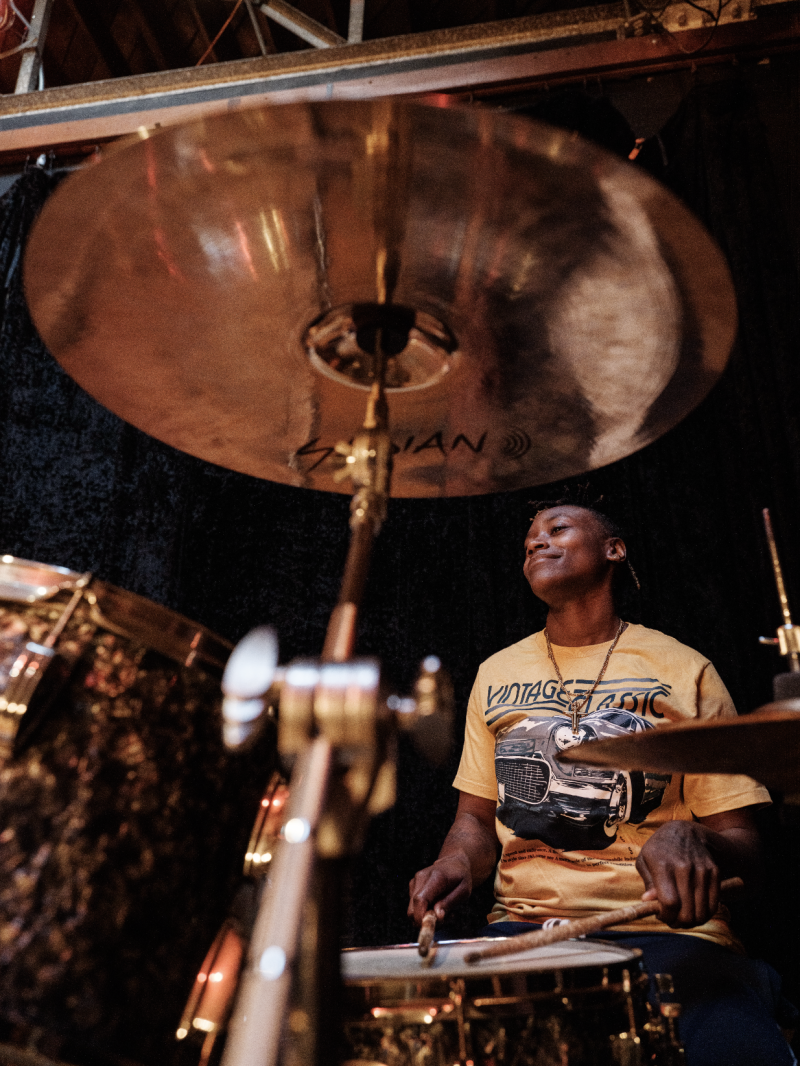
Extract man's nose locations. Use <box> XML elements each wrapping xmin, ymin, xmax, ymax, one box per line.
<box><xmin>526</xmin><ymin>532</ymin><xmax>547</xmax><ymax>554</ymax></box>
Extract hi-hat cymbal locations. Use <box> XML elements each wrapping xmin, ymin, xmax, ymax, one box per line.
<box><xmin>557</xmin><ymin>703</ymin><xmax>800</xmax><ymax>793</ymax></box>
<box><xmin>24</xmin><ymin>100</ymin><xmax>736</xmax><ymax>497</ymax></box>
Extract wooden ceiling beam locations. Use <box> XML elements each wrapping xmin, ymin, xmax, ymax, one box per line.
<box><xmin>124</xmin><ymin>0</ymin><xmax>174</xmax><ymax>70</ymax></box>
<box><xmin>66</xmin><ymin>0</ymin><xmax>133</xmax><ymax>78</ymax></box>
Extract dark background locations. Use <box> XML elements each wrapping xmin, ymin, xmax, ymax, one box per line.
<box><xmin>1</xmin><ymin>53</ymin><xmax>799</xmax><ymax>1023</ymax></box>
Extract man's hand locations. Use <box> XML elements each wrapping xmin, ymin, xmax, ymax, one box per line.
<box><xmin>636</xmin><ymin>806</ymin><xmax>761</xmax><ymax>928</ymax></box>
<box><xmin>408</xmin><ymin>854</ymin><xmax>472</xmax><ymax>927</ymax></box>
<box><xmin>637</xmin><ymin>820</ymin><xmax>720</xmax><ymax>926</ymax></box>
<box><xmin>407</xmin><ymin>791</ymin><xmax>497</xmax><ymax>928</ymax></box>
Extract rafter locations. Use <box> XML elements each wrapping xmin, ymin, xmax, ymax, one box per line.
<box><xmin>259</xmin><ymin>0</ymin><xmax>346</xmax><ymax>47</ymax></box>
<box><xmin>65</xmin><ymin>0</ymin><xmax>132</xmax><ymax>77</ymax></box>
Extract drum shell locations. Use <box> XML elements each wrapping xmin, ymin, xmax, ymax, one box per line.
<box><xmin>342</xmin><ymin>940</ymin><xmax>653</xmax><ymax>1066</ymax></box>
<box><xmin>0</xmin><ymin>566</ymin><xmax>274</xmax><ymax>1066</ymax></box>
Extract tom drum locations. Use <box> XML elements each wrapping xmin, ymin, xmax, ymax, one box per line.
<box><xmin>0</xmin><ymin>556</ymin><xmax>272</xmax><ymax>1066</ymax></box>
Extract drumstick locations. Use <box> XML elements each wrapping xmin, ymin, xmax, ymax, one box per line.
<box><xmin>418</xmin><ymin>911</ymin><xmax>437</xmax><ymax>957</ymax></box>
<box><xmin>464</xmin><ymin>876</ymin><xmax>743</xmax><ymax>964</ymax></box>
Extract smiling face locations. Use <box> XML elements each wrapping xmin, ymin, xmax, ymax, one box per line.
<box><xmin>523</xmin><ymin>505</ymin><xmax>625</xmax><ymax>606</ymax></box>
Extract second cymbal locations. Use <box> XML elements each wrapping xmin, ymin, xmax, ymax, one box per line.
<box><xmin>557</xmin><ymin>702</ymin><xmax>800</xmax><ymax>793</ymax></box>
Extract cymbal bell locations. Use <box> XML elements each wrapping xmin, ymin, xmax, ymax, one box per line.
<box><xmin>24</xmin><ymin>99</ymin><xmax>736</xmax><ymax>497</ymax></box>
<box><xmin>557</xmin><ymin>703</ymin><xmax>800</xmax><ymax>793</ymax></box>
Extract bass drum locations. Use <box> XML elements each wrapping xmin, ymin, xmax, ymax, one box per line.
<box><xmin>342</xmin><ymin>938</ymin><xmax>680</xmax><ymax>1066</ymax></box>
<box><xmin>0</xmin><ymin>556</ymin><xmax>274</xmax><ymax>1066</ymax></box>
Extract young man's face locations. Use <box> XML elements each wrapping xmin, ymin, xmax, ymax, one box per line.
<box><xmin>523</xmin><ymin>505</ymin><xmax>623</xmax><ymax>604</ymax></box>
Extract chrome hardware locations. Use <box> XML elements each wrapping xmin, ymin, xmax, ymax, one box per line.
<box><xmin>0</xmin><ymin>554</ymin><xmax>86</xmax><ymax>603</ymax></box>
<box><xmin>761</xmin><ymin>509</ymin><xmax>800</xmax><ymax>671</ymax></box>
<box><xmin>0</xmin><ymin>573</ymin><xmax>91</xmax><ymax>757</ymax></box>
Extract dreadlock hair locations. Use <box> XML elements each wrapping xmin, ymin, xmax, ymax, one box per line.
<box><xmin>528</xmin><ymin>492</ymin><xmax>642</xmax><ymax>600</ymax></box>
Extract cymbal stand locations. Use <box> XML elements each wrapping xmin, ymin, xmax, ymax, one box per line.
<box><xmin>221</xmin><ymin>331</ymin><xmax>440</xmax><ymax>1066</ymax></box>
<box><xmin>322</xmin><ymin>369</ymin><xmax>391</xmax><ymax>663</ymax></box>
<box><xmin>221</xmin><ymin>102</ymin><xmax>421</xmax><ymax>1066</ymax></box>
<box><xmin>759</xmin><ymin>508</ymin><xmax>800</xmax><ymax>699</ymax></box>
<box><xmin>321</xmin><ymin>97</ymin><xmax>405</xmax><ymax>663</ymax></box>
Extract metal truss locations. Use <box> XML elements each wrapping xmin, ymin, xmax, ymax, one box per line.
<box><xmin>0</xmin><ymin>0</ymin><xmax>797</xmax><ymax>154</ymax></box>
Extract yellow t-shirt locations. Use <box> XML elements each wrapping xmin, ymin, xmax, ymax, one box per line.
<box><xmin>453</xmin><ymin>623</ymin><xmax>770</xmax><ymax>949</ymax></box>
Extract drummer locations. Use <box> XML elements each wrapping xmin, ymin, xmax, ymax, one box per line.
<box><xmin>408</xmin><ymin>501</ymin><xmax>795</xmax><ymax>1066</ymax></box>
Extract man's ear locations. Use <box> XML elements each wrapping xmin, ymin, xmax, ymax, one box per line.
<box><xmin>607</xmin><ymin>537</ymin><xmax>626</xmax><ymax>562</ymax></box>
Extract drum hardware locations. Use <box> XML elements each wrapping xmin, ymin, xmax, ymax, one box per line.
<box><xmin>608</xmin><ymin>966</ymin><xmax>647</xmax><ymax>1066</ymax></box>
<box><xmin>218</xmin><ymin>302</ymin><xmax>452</xmax><ymax>1066</ymax></box>
<box><xmin>193</xmin><ymin>651</ymin><xmax>451</xmax><ymax>1057</ymax></box>
<box><xmin>341</xmin><ymin>940</ymin><xmax>675</xmax><ymax>1065</ymax></box>
<box><xmin>758</xmin><ymin>508</ymin><xmax>800</xmax><ymax>701</ymax></box>
<box><xmin>320</xmin><ymin>330</ymin><xmax>393</xmax><ymax>665</ymax></box>
<box><xmin>243</xmin><ymin>770</ymin><xmax>291</xmax><ymax>878</ymax></box>
<box><xmin>464</xmin><ymin>877</ymin><xmax>744</xmax><ymax>964</ymax></box>
<box><xmin>176</xmin><ymin>917</ymin><xmax>248</xmax><ymax>1066</ymax></box>
<box><xmin>222</xmin><ymin>627</ymin><xmax>281</xmax><ymax>751</ymax></box>
<box><xmin>0</xmin><ymin>557</ymin><xmax>87</xmax><ymax>604</ymax></box>
<box><xmin>220</xmin><ymin>647</ymin><xmax>454</xmax><ymax>1066</ymax></box>
<box><xmin>451</xmin><ymin>977</ymin><xmax>469</xmax><ymax>1065</ymax></box>
<box><xmin>639</xmin><ymin>974</ymin><xmax>684</xmax><ymax>1066</ymax></box>
<box><xmin>0</xmin><ymin>568</ymin><xmax>91</xmax><ymax>759</ymax></box>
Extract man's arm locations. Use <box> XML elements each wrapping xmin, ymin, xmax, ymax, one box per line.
<box><xmin>407</xmin><ymin>791</ymin><xmax>498</xmax><ymax>927</ymax></box>
<box><xmin>636</xmin><ymin>805</ymin><xmax>762</xmax><ymax>928</ymax></box>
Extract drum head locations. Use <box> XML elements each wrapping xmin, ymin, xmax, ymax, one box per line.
<box><xmin>342</xmin><ymin>938</ymin><xmax>639</xmax><ymax>983</ymax></box>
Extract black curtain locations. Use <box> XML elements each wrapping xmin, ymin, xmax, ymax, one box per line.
<box><xmin>1</xmin><ymin>61</ymin><xmax>799</xmax><ymax>1025</ymax></box>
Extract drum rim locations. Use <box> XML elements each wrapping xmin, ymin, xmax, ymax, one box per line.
<box><xmin>342</xmin><ymin>938</ymin><xmax>640</xmax><ymax>955</ymax></box>
<box><xmin>341</xmin><ymin>938</ymin><xmax>643</xmax><ymax>983</ymax></box>
<box><xmin>0</xmin><ymin>554</ymin><xmax>231</xmax><ymax>674</ymax></box>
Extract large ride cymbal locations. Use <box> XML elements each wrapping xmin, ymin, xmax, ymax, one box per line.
<box><xmin>24</xmin><ymin>100</ymin><xmax>736</xmax><ymax>497</ymax></box>
<box><xmin>557</xmin><ymin>703</ymin><xmax>800</xmax><ymax>793</ymax></box>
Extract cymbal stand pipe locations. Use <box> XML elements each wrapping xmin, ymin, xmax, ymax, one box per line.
<box><xmin>323</xmin><ymin>100</ymin><xmax>406</xmax><ymax>662</ymax></box>
<box><xmin>225</xmin><ymin>101</ymin><xmax>407</xmax><ymax>1066</ymax></box>
<box><xmin>759</xmin><ymin>508</ymin><xmax>800</xmax><ymax>671</ymax></box>
<box><xmin>223</xmin><ymin>350</ymin><xmax>397</xmax><ymax>1066</ymax></box>
<box><xmin>220</xmin><ymin>736</ymin><xmax>335</xmax><ymax>1066</ymax></box>
<box><xmin>321</xmin><ymin>341</ymin><xmax>391</xmax><ymax>663</ymax></box>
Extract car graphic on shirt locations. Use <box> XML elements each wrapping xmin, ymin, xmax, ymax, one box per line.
<box><xmin>494</xmin><ymin>709</ymin><xmax>671</xmax><ymax>851</ymax></box>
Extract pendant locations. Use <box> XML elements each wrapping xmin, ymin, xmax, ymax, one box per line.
<box><xmin>571</xmin><ymin>701</ymin><xmax>580</xmax><ymax>733</ymax></box>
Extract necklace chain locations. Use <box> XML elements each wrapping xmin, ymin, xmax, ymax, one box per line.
<box><xmin>544</xmin><ymin>620</ymin><xmax>628</xmax><ymax>733</ymax></box>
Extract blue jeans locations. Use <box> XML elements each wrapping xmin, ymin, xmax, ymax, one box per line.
<box><xmin>482</xmin><ymin>923</ymin><xmax>797</xmax><ymax>1066</ymax></box>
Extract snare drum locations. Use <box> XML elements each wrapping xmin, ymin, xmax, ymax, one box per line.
<box><xmin>0</xmin><ymin>556</ymin><xmax>272</xmax><ymax>1065</ymax></box>
<box><xmin>342</xmin><ymin>939</ymin><xmax>661</xmax><ymax>1066</ymax></box>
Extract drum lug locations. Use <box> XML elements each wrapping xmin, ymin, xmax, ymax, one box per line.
<box><xmin>448</xmin><ymin>979</ymin><xmax>474</xmax><ymax>1066</ymax></box>
<box><xmin>609</xmin><ymin>1028</ymin><xmax>645</xmax><ymax>1065</ymax></box>
<box><xmin>0</xmin><ymin>577</ymin><xmax>91</xmax><ymax>759</ymax></box>
<box><xmin>0</xmin><ymin>640</ymin><xmax>56</xmax><ymax>754</ymax></box>
<box><xmin>642</xmin><ymin>973</ymin><xmax>686</xmax><ymax>1065</ymax></box>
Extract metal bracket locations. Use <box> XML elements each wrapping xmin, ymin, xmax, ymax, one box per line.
<box><xmin>659</xmin><ymin>0</ymin><xmax>754</xmax><ymax>31</ymax></box>
<box><xmin>761</xmin><ymin>624</ymin><xmax>800</xmax><ymax>657</ymax></box>
<box><xmin>259</xmin><ymin>0</ymin><xmax>346</xmax><ymax>48</ymax></box>
<box><xmin>0</xmin><ymin>641</ymin><xmax>55</xmax><ymax>750</ymax></box>
<box><xmin>0</xmin><ymin>573</ymin><xmax>91</xmax><ymax>757</ymax></box>
<box><xmin>617</xmin><ymin>10</ymin><xmax>660</xmax><ymax>37</ymax></box>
